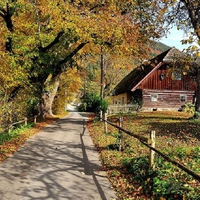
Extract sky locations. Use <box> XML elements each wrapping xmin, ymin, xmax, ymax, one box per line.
<box><xmin>159</xmin><ymin>26</ymin><xmax>189</xmax><ymax>51</ymax></box>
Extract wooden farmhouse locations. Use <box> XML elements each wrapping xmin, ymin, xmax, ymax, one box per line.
<box><xmin>112</xmin><ymin>47</ymin><xmax>196</xmax><ymax>111</ymax></box>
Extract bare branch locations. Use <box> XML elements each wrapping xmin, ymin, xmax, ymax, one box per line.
<box><xmin>58</xmin><ymin>42</ymin><xmax>89</xmax><ymax>66</ymax></box>
<box><xmin>38</xmin><ymin>31</ymin><xmax>65</xmax><ymax>52</ymax></box>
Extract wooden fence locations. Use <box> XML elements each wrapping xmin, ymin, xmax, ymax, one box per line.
<box><xmin>108</xmin><ymin>104</ymin><xmax>140</xmax><ymax>114</ymax></box>
<box><xmin>1</xmin><ymin>115</ymin><xmax>38</xmax><ymax>135</ymax></box>
<box><xmin>102</xmin><ymin>114</ymin><xmax>200</xmax><ymax>182</ymax></box>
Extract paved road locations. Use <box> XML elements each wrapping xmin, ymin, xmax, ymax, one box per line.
<box><xmin>0</xmin><ymin>111</ymin><xmax>116</xmax><ymax>200</ymax></box>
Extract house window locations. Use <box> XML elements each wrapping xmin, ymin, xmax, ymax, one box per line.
<box><xmin>151</xmin><ymin>94</ymin><xmax>158</xmax><ymax>102</ymax></box>
<box><xmin>172</xmin><ymin>71</ymin><xmax>181</xmax><ymax>80</ymax></box>
<box><xmin>180</xmin><ymin>94</ymin><xmax>187</xmax><ymax>102</ymax></box>
<box><xmin>160</xmin><ymin>73</ymin><xmax>165</xmax><ymax>80</ymax></box>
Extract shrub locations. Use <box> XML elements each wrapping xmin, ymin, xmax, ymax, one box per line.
<box><xmin>153</xmin><ymin>156</ymin><xmax>200</xmax><ymax>199</ymax></box>
<box><xmin>79</xmin><ymin>92</ymin><xmax>108</xmax><ymax>114</ymax></box>
<box><xmin>0</xmin><ymin>123</ymin><xmax>34</xmax><ymax>145</ymax></box>
<box><xmin>181</xmin><ymin>102</ymin><xmax>195</xmax><ymax>114</ymax></box>
<box><xmin>122</xmin><ymin>156</ymin><xmax>155</xmax><ymax>195</ymax></box>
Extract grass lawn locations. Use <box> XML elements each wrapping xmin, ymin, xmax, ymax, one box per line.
<box><xmin>87</xmin><ymin>111</ymin><xmax>200</xmax><ymax>200</ymax></box>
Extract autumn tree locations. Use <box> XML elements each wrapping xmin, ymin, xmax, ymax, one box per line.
<box><xmin>52</xmin><ymin>67</ymin><xmax>83</xmax><ymax>114</ymax></box>
<box><xmin>0</xmin><ymin>1</ymin><xmax>36</xmax><ymax>124</ymax></box>
<box><xmin>156</xmin><ymin>0</ymin><xmax>200</xmax><ymax>114</ymax></box>
<box><xmin>161</xmin><ymin>0</ymin><xmax>200</xmax><ymax>46</ymax></box>
<box><xmin>81</xmin><ymin>52</ymin><xmax>134</xmax><ymax>99</ymax></box>
<box><xmin>0</xmin><ymin>0</ymin><xmax>89</xmax><ymax>117</ymax></box>
<box><xmin>0</xmin><ymin>0</ymin><xmax>168</xmax><ymax>118</ymax></box>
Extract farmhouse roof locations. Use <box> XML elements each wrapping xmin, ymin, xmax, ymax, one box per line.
<box><xmin>113</xmin><ymin>47</ymin><xmax>185</xmax><ymax>95</ymax></box>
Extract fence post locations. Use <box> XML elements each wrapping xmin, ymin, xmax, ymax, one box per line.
<box><xmin>34</xmin><ymin>115</ymin><xmax>37</xmax><ymax>123</ymax></box>
<box><xmin>104</xmin><ymin>113</ymin><xmax>107</xmax><ymax>133</ymax></box>
<box><xmin>150</xmin><ymin>130</ymin><xmax>156</xmax><ymax>169</ymax></box>
<box><xmin>8</xmin><ymin>125</ymin><xmax>12</xmax><ymax>135</ymax></box>
<box><xmin>119</xmin><ymin>117</ymin><xmax>123</xmax><ymax>151</ymax></box>
<box><xmin>25</xmin><ymin>117</ymin><xmax>27</xmax><ymax>126</ymax></box>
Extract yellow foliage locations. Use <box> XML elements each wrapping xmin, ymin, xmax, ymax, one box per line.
<box><xmin>183</xmin><ymin>71</ymin><xmax>187</xmax><ymax>75</ymax></box>
<box><xmin>53</xmin><ymin>67</ymin><xmax>83</xmax><ymax>114</ymax></box>
<box><xmin>196</xmin><ymin>52</ymin><xmax>200</xmax><ymax>57</ymax></box>
<box><xmin>192</xmin><ymin>46</ymin><xmax>198</xmax><ymax>51</ymax></box>
<box><xmin>0</xmin><ymin>0</ymin><xmax>167</xmax><ymax>117</ymax></box>
<box><xmin>185</xmin><ymin>65</ymin><xmax>190</xmax><ymax>70</ymax></box>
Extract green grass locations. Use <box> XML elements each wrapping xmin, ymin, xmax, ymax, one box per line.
<box><xmin>0</xmin><ymin>123</ymin><xmax>35</xmax><ymax>145</ymax></box>
<box><xmin>88</xmin><ymin>111</ymin><xmax>200</xmax><ymax>199</ymax></box>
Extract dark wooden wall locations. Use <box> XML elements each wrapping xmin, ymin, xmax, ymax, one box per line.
<box><xmin>142</xmin><ymin>89</ymin><xmax>195</xmax><ymax>109</ymax></box>
<box><xmin>139</xmin><ymin>65</ymin><xmax>196</xmax><ymax>91</ymax></box>
<box><xmin>132</xmin><ymin>65</ymin><xmax>196</xmax><ymax>110</ymax></box>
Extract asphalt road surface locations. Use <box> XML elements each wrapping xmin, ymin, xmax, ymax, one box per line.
<box><xmin>0</xmin><ymin>111</ymin><xmax>116</xmax><ymax>200</ymax></box>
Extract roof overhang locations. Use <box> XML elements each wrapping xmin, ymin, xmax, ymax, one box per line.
<box><xmin>131</xmin><ymin>61</ymin><xmax>163</xmax><ymax>92</ymax></box>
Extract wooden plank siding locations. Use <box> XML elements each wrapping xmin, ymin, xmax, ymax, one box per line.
<box><xmin>142</xmin><ymin>89</ymin><xmax>195</xmax><ymax>110</ymax></box>
<box><xmin>138</xmin><ymin>65</ymin><xmax>196</xmax><ymax>91</ymax></box>
<box><xmin>112</xmin><ymin>48</ymin><xmax>197</xmax><ymax>111</ymax></box>
<box><xmin>139</xmin><ymin>65</ymin><xmax>196</xmax><ymax>110</ymax></box>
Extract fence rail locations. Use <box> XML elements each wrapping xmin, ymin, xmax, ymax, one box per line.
<box><xmin>101</xmin><ymin>115</ymin><xmax>200</xmax><ymax>182</ymax></box>
<box><xmin>1</xmin><ymin>115</ymin><xmax>38</xmax><ymax>135</ymax></box>
<box><xmin>108</xmin><ymin>104</ymin><xmax>140</xmax><ymax>114</ymax></box>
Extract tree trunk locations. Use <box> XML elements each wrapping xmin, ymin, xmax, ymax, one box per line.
<box><xmin>39</xmin><ymin>75</ymin><xmax>60</xmax><ymax>118</ymax></box>
<box><xmin>100</xmin><ymin>46</ymin><xmax>104</xmax><ymax>120</ymax></box>
<box><xmin>195</xmin><ymin>70</ymin><xmax>200</xmax><ymax>118</ymax></box>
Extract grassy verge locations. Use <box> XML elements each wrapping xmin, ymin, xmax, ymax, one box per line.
<box><xmin>0</xmin><ymin>113</ymin><xmax>68</xmax><ymax>163</ymax></box>
<box><xmin>87</xmin><ymin>111</ymin><xmax>200</xmax><ymax>199</ymax></box>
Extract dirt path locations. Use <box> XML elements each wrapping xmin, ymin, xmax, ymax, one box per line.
<box><xmin>0</xmin><ymin>111</ymin><xmax>116</xmax><ymax>200</ymax></box>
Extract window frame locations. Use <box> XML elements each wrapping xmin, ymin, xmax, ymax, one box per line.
<box><xmin>172</xmin><ymin>71</ymin><xmax>182</xmax><ymax>80</ymax></box>
<box><xmin>151</xmin><ymin>94</ymin><xmax>158</xmax><ymax>102</ymax></box>
<box><xmin>180</xmin><ymin>94</ymin><xmax>187</xmax><ymax>102</ymax></box>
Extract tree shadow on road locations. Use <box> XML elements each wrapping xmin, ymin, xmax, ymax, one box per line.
<box><xmin>0</xmin><ymin>114</ymin><xmax>115</xmax><ymax>200</ymax></box>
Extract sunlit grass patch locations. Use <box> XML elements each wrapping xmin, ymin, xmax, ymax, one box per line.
<box><xmin>88</xmin><ymin>111</ymin><xmax>200</xmax><ymax>199</ymax></box>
